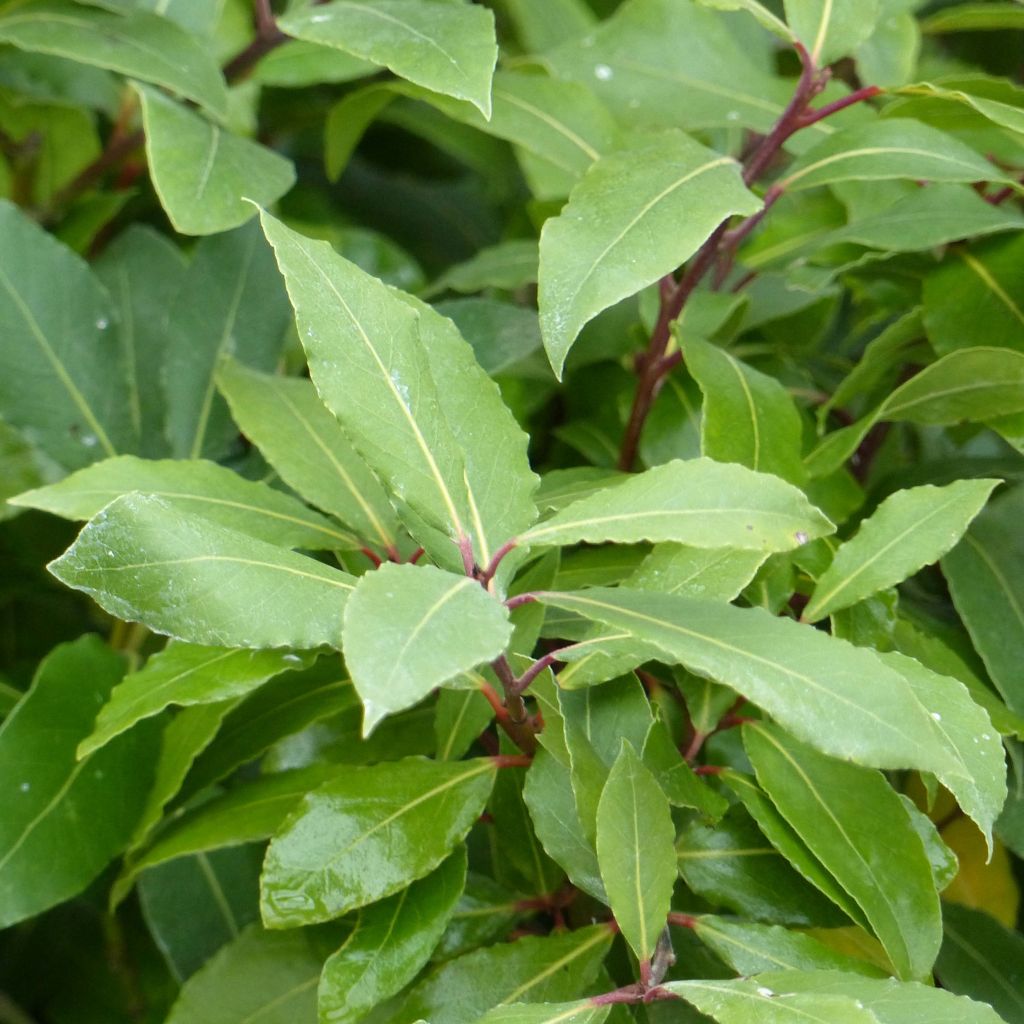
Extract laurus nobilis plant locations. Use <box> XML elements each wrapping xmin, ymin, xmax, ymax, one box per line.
<box><xmin>1</xmin><ymin>0</ymin><xmax>1024</xmax><ymax>1021</ymax></box>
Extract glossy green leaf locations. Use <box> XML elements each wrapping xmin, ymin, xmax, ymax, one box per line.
<box><xmin>685</xmin><ymin>338</ymin><xmax>805</xmax><ymax>484</ymax></box>
<box><xmin>343</xmin><ymin>563</ymin><xmax>511</xmax><ymax>733</ymax></box>
<box><xmin>539</xmin><ymin>130</ymin><xmax>759</xmax><ymax>377</ymax></box>
<box><xmin>936</xmin><ymin>904</ymin><xmax>1024</xmax><ymax>1024</ymax></box>
<box><xmin>0</xmin><ymin>636</ymin><xmax>158</xmax><ymax>927</ymax></box>
<box><xmin>164</xmin><ymin>923</ymin><xmax>334</xmax><ymax>1024</ymax></box>
<box><xmin>0</xmin><ymin>199</ymin><xmax>134</xmax><ymax>469</ymax></box>
<box><xmin>478</xmin><ymin>1003</ymin><xmax>611</xmax><ymax>1024</ymax></box>
<box><xmin>596</xmin><ymin>740</ymin><xmax>675</xmax><ymax>962</ymax></box>
<box><xmin>93</xmin><ymin>225</ymin><xmax>186</xmax><ymax>458</ymax></box>
<box><xmin>435</xmin><ymin>872</ymin><xmax>526</xmax><ymax>961</ymax></box>
<box><xmin>537</xmin><ymin>588</ymin><xmax>951</xmax><ymax>773</ymax></box>
<box><xmin>780</xmin><ymin>120</ymin><xmax>1006</xmax><ymax>193</ymax></box>
<box><xmin>80</xmin><ymin>643</ymin><xmax>311</xmax><ymax>756</ymax></box>
<box><xmin>261</xmin><ymin>757</ymin><xmax>496</xmax><ymax>926</ymax></box>
<box><xmin>138</xmin><ymin>845</ymin><xmax>262</xmax><ymax>981</ymax></box>
<box><xmin>697</xmin><ymin>0</ymin><xmax>792</xmax><ymax>39</ymax></box>
<box><xmin>744</xmin><ymin>723</ymin><xmax>942</xmax><ymax>980</ymax></box>
<box><xmin>426</xmin><ymin>240</ymin><xmax>539</xmax><ymax>298</ymax></box>
<box><xmin>13</xmin><ymin>454</ymin><xmax>358</xmax><ymax>550</ymax></box>
<box><xmin>784</xmin><ymin>0</ymin><xmax>881</xmax><ymax>65</ymax></box>
<box><xmin>677</xmin><ymin>805</ymin><xmax>848</xmax><ymax>927</ymax></box>
<box><xmin>693</xmin><ymin>915</ymin><xmax>886</xmax><ymax>976</ymax></box>
<box><xmin>163</xmin><ymin>220</ymin><xmax>292</xmax><ymax>461</ymax></box>
<box><xmin>665</xmin><ymin>978</ymin><xmax>879</xmax><ymax>1024</ymax></box>
<box><xmin>319</xmin><ymin>848</ymin><xmax>467</xmax><ymax>1024</ymax></box>
<box><xmin>520</xmin><ymin>458</ymin><xmax>831</xmax><ymax>551</ymax></box>
<box><xmin>258</xmin><ymin>210</ymin><xmax>472</xmax><ymax>557</ymax></box>
<box><xmin>804</xmin><ymin>479</ymin><xmax>999</xmax><ymax>621</ymax></box>
<box><xmin>753</xmin><ymin>968</ymin><xmax>1009</xmax><ymax>1024</ymax></box>
<box><xmin>135</xmin><ymin>84</ymin><xmax>294</xmax><ymax>237</ymax></box>
<box><xmin>0</xmin><ymin>0</ymin><xmax>228</xmax><ymax>116</ymax></box>
<box><xmin>921</xmin><ymin>3</ymin><xmax>1024</xmax><ymax>33</ymax></box>
<box><xmin>279</xmin><ymin>0</ymin><xmax>497</xmax><ymax>116</ymax></box>
<box><xmin>216</xmin><ymin>360</ymin><xmax>402</xmax><ymax>553</ymax></box>
<box><xmin>396</xmin><ymin>924</ymin><xmax>614</xmax><ymax>1024</ymax></box>
<box><xmin>49</xmin><ymin>493</ymin><xmax>356</xmax><ymax>649</ymax></box>
<box><xmin>943</xmin><ymin>484</ymin><xmax>1024</xmax><ymax>715</ymax></box>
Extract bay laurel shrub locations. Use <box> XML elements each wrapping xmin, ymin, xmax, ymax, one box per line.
<box><xmin>2</xmin><ymin>0</ymin><xmax>1024</xmax><ymax>1021</ymax></box>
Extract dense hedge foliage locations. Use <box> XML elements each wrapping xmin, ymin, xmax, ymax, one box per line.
<box><xmin>1</xmin><ymin>0</ymin><xmax>1024</xmax><ymax>1022</ymax></box>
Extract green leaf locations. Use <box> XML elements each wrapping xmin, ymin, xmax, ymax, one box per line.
<box><xmin>744</xmin><ymin>723</ymin><xmax>942</xmax><ymax>980</ymax></box>
<box><xmin>138</xmin><ymin>845</ymin><xmax>262</xmax><ymax>981</ymax></box>
<box><xmin>163</xmin><ymin>923</ymin><xmax>333</xmax><ymax>1024</ymax></box>
<box><xmin>395</xmin><ymin>924</ymin><xmax>614</xmax><ymax>1024</ymax></box>
<box><xmin>477</xmin><ymin>1003</ymin><xmax>611</xmax><ymax>1024</ymax></box>
<box><xmin>536</xmin><ymin>588</ymin><xmax>950</xmax><ymax>773</ymax></box>
<box><xmin>922</xmin><ymin>3</ymin><xmax>1024</xmax><ymax>33</ymax></box>
<box><xmin>435</xmin><ymin>872</ymin><xmax>527</xmax><ymax>961</ymax></box>
<box><xmin>0</xmin><ymin>636</ymin><xmax>158</xmax><ymax>928</ymax></box>
<box><xmin>134</xmin><ymin>83</ymin><xmax>295</xmax><ymax>237</ymax></box>
<box><xmin>93</xmin><ymin>225</ymin><xmax>186</xmax><ymax>458</ymax></box>
<box><xmin>539</xmin><ymin>130</ymin><xmax>759</xmax><ymax>377</ymax></box>
<box><xmin>519</xmin><ymin>458</ymin><xmax>832</xmax><ymax>551</ymax></box>
<box><xmin>595</xmin><ymin>740</ymin><xmax>676</xmax><ymax>962</ymax></box>
<box><xmin>779</xmin><ymin>120</ymin><xmax>1006</xmax><ymax>193</ymax></box>
<box><xmin>319</xmin><ymin>848</ymin><xmax>467</xmax><ymax>1024</ymax></box>
<box><xmin>783</xmin><ymin>0</ymin><xmax>881</xmax><ymax>65</ymax></box>
<box><xmin>261</xmin><ymin>757</ymin><xmax>496</xmax><ymax>926</ymax></box>
<box><xmin>163</xmin><ymin>220</ymin><xmax>292</xmax><ymax>461</ymax></box>
<box><xmin>343</xmin><ymin>563</ymin><xmax>511</xmax><ymax>733</ymax></box>
<box><xmin>677</xmin><ymin>805</ymin><xmax>848</xmax><ymax>927</ymax></box>
<box><xmin>0</xmin><ymin>199</ymin><xmax>135</xmax><ymax>469</ymax></box>
<box><xmin>425</xmin><ymin>240</ymin><xmax>539</xmax><ymax>298</ymax></box>
<box><xmin>258</xmin><ymin>209</ymin><xmax>473</xmax><ymax>558</ymax></box>
<box><xmin>664</xmin><ymin>978</ymin><xmax>879</xmax><ymax>1024</ymax></box>
<box><xmin>216</xmin><ymin>360</ymin><xmax>402</xmax><ymax>553</ymax></box>
<box><xmin>804</xmin><ymin>479</ymin><xmax>999</xmax><ymax>621</ymax></box>
<box><xmin>279</xmin><ymin>0</ymin><xmax>497</xmax><ymax>117</ymax></box>
<box><xmin>936</xmin><ymin>904</ymin><xmax>1024</xmax><ymax>1024</ymax></box>
<box><xmin>693</xmin><ymin>916</ymin><xmax>887</xmax><ymax>976</ymax></box>
<box><xmin>696</xmin><ymin>0</ymin><xmax>793</xmax><ymax>40</ymax></box>
<box><xmin>684</xmin><ymin>338</ymin><xmax>805</xmax><ymax>484</ymax></box>
<box><xmin>49</xmin><ymin>493</ymin><xmax>356</xmax><ymax>649</ymax></box>
<box><xmin>79</xmin><ymin>643</ymin><xmax>311</xmax><ymax>757</ymax></box>
<box><xmin>752</xmin><ymin>968</ymin><xmax>1009</xmax><ymax>1024</ymax></box>
<box><xmin>879</xmin><ymin>651</ymin><xmax>1006</xmax><ymax>852</ymax></box>
<box><xmin>0</xmin><ymin>0</ymin><xmax>228</xmax><ymax>117</ymax></box>
<box><xmin>943</xmin><ymin>484</ymin><xmax>1024</xmax><ymax>715</ymax></box>
<box><xmin>12</xmin><ymin>454</ymin><xmax>359</xmax><ymax>550</ymax></box>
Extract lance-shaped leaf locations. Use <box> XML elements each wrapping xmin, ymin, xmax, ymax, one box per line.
<box><xmin>49</xmin><ymin>494</ymin><xmax>356</xmax><ymax>650</ymax></box>
<box><xmin>535</xmin><ymin>588</ymin><xmax>951</xmax><ymax>773</ymax></box>
<box><xmin>0</xmin><ymin>0</ymin><xmax>228</xmax><ymax>116</ymax></box>
<box><xmin>396</xmin><ymin>924</ymin><xmax>614</xmax><ymax>1024</ymax></box>
<box><xmin>478</xmin><ymin>1003</ymin><xmax>611</xmax><ymax>1024</ymax></box>
<box><xmin>12</xmin><ymin>455</ymin><xmax>358</xmax><ymax>551</ymax></box>
<box><xmin>261</xmin><ymin>757</ymin><xmax>496</xmax><ymax>927</ymax></box>
<box><xmin>804</xmin><ymin>479</ymin><xmax>999</xmax><ymax>622</ymax></box>
<box><xmin>134</xmin><ymin>84</ymin><xmax>294</xmax><ymax>237</ymax></box>
<box><xmin>435</xmin><ymin>688</ymin><xmax>495</xmax><ymax>762</ymax></box>
<box><xmin>343</xmin><ymin>563</ymin><xmax>511</xmax><ymax>734</ymax></box>
<box><xmin>685</xmin><ymin>338</ymin><xmax>806</xmax><ymax>485</ymax></box>
<box><xmin>664</xmin><ymin>978</ymin><xmax>880</xmax><ymax>1024</ymax></box>
<box><xmin>783</xmin><ymin>0</ymin><xmax>881</xmax><ymax>65</ymax></box>
<box><xmin>538</xmin><ymin>130</ymin><xmax>759</xmax><ymax>377</ymax></box>
<box><xmin>163</xmin><ymin>924</ymin><xmax>333</xmax><ymax>1024</ymax></box>
<box><xmin>0</xmin><ymin>199</ymin><xmax>134</xmax><ymax>469</ymax></box>
<box><xmin>779</xmin><ymin>120</ymin><xmax>1007</xmax><ymax>193</ymax></box>
<box><xmin>216</xmin><ymin>360</ymin><xmax>401</xmax><ymax>553</ymax></box>
<box><xmin>0</xmin><ymin>636</ymin><xmax>158</xmax><ymax>928</ymax></box>
<box><xmin>944</xmin><ymin>484</ymin><xmax>1024</xmax><ymax>715</ymax></box>
<box><xmin>750</xmin><ymin>969</ymin><xmax>1008</xmax><ymax>1024</ymax></box>
<box><xmin>279</xmin><ymin>0</ymin><xmax>497</xmax><ymax>117</ymax></box>
<box><xmin>319</xmin><ymin>848</ymin><xmax>467</xmax><ymax>1024</ymax></box>
<box><xmin>744</xmin><ymin>724</ymin><xmax>942</xmax><ymax>981</ymax></box>
<box><xmin>258</xmin><ymin>210</ymin><xmax>473</xmax><ymax>557</ymax></box>
<box><xmin>79</xmin><ymin>644</ymin><xmax>312</xmax><ymax>757</ymax></box>
<box><xmin>163</xmin><ymin>220</ymin><xmax>292</xmax><ymax>462</ymax></box>
<box><xmin>595</xmin><ymin>741</ymin><xmax>676</xmax><ymax>963</ymax></box>
<box><xmin>697</xmin><ymin>0</ymin><xmax>793</xmax><ymax>40</ymax></box>
<box><xmin>518</xmin><ymin>459</ymin><xmax>831</xmax><ymax>551</ymax></box>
